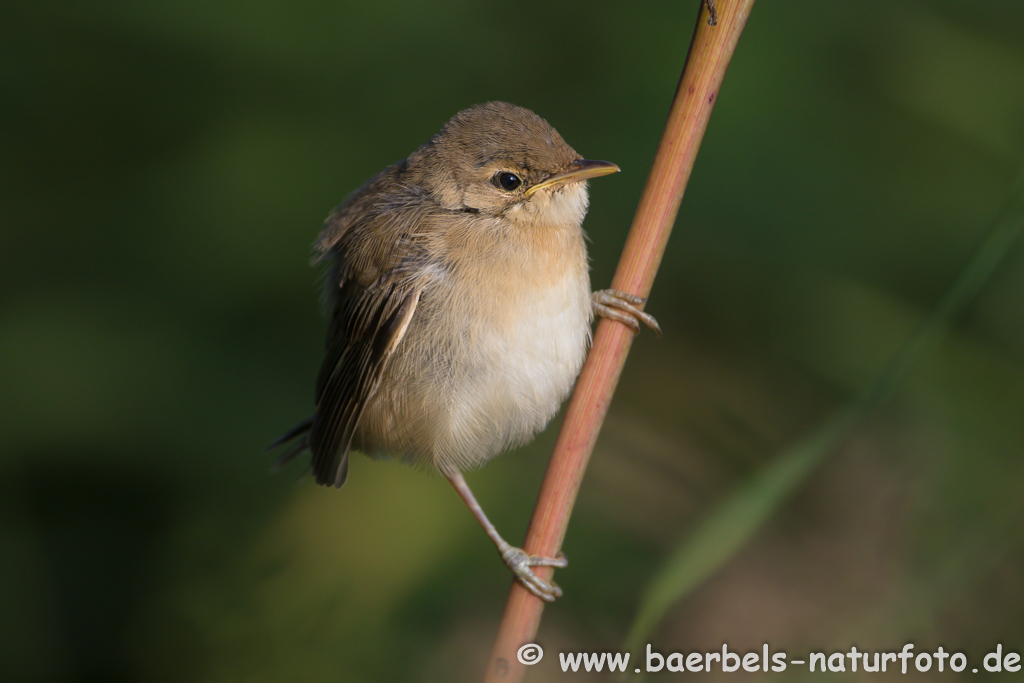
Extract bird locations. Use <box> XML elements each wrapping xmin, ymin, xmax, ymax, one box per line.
<box><xmin>273</xmin><ymin>101</ymin><xmax>658</xmax><ymax>600</ymax></box>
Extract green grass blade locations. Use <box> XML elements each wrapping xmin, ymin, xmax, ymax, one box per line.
<box><xmin>623</xmin><ymin>172</ymin><xmax>1024</xmax><ymax>666</ymax></box>
<box><xmin>623</xmin><ymin>407</ymin><xmax>856</xmax><ymax>657</ymax></box>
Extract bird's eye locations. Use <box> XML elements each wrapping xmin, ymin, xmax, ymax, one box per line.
<box><xmin>494</xmin><ymin>172</ymin><xmax>522</xmax><ymax>192</ymax></box>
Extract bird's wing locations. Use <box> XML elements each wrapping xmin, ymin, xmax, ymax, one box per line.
<box><xmin>310</xmin><ymin>278</ymin><xmax>421</xmax><ymax>487</ymax></box>
<box><xmin>308</xmin><ymin>169</ymin><xmax>431</xmax><ymax>488</ymax></box>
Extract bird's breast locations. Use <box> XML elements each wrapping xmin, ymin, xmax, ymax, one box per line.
<box><xmin>439</xmin><ymin>223</ymin><xmax>592</xmax><ymax>467</ymax></box>
<box><xmin>359</xmin><ymin>217</ymin><xmax>593</xmax><ymax>472</ymax></box>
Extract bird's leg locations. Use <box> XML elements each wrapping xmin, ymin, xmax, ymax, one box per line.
<box><xmin>445</xmin><ymin>469</ymin><xmax>567</xmax><ymax>602</ymax></box>
<box><xmin>592</xmin><ymin>289</ymin><xmax>662</xmax><ymax>336</ymax></box>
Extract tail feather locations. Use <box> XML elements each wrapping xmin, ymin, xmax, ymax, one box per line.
<box><xmin>269</xmin><ymin>417</ymin><xmax>313</xmax><ymax>470</ymax></box>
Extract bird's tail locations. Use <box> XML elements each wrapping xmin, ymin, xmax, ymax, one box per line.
<box><xmin>268</xmin><ymin>417</ymin><xmax>313</xmax><ymax>471</ymax></box>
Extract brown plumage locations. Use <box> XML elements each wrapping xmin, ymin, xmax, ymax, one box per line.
<box><xmin>274</xmin><ymin>102</ymin><xmax>657</xmax><ymax>600</ymax></box>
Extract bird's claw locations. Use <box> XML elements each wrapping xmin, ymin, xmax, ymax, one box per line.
<box><xmin>592</xmin><ymin>289</ymin><xmax>662</xmax><ymax>336</ymax></box>
<box><xmin>501</xmin><ymin>546</ymin><xmax>568</xmax><ymax>602</ymax></box>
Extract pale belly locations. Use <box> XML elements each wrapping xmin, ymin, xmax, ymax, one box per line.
<box><xmin>355</xmin><ymin>267</ymin><xmax>593</xmax><ymax>472</ymax></box>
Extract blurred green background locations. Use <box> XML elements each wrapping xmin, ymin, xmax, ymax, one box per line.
<box><xmin>3</xmin><ymin>1</ymin><xmax>1024</xmax><ymax>681</ymax></box>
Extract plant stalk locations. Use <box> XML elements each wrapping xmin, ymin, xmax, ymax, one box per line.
<box><xmin>483</xmin><ymin>2</ymin><xmax>756</xmax><ymax>680</ymax></box>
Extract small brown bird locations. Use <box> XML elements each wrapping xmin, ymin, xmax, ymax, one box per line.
<box><xmin>274</xmin><ymin>102</ymin><xmax>657</xmax><ymax>600</ymax></box>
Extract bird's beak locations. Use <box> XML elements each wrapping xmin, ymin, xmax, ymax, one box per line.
<box><xmin>525</xmin><ymin>159</ymin><xmax>620</xmax><ymax>197</ymax></box>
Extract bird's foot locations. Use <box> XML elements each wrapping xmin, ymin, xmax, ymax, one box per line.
<box><xmin>501</xmin><ymin>546</ymin><xmax>568</xmax><ymax>602</ymax></box>
<box><xmin>592</xmin><ymin>289</ymin><xmax>662</xmax><ymax>336</ymax></box>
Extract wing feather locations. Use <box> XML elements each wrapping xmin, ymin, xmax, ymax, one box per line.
<box><xmin>272</xmin><ymin>160</ymin><xmax>436</xmax><ymax>486</ymax></box>
<box><xmin>309</xmin><ymin>281</ymin><xmax>421</xmax><ymax>487</ymax></box>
